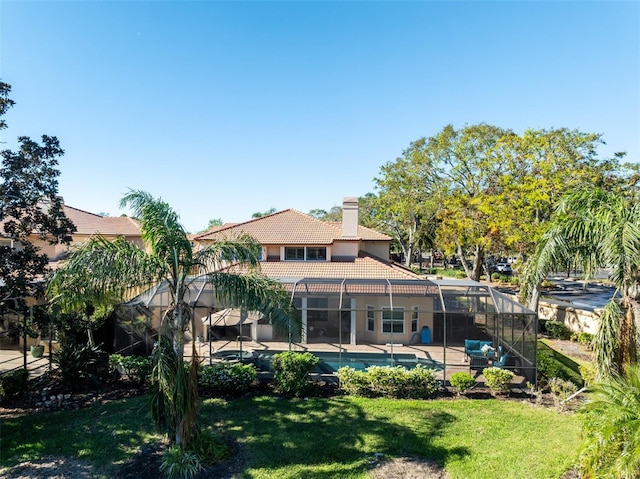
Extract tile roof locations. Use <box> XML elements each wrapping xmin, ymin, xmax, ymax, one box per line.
<box><xmin>195</xmin><ymin>209</ymin><xmax>390</xmax><ymax>244</ymax></box>
<box><xmin>64</xmin><ymin>206</ymin><xmax>141</xmax><ymax>236</ymax></box>
<box><xmin>226</xmin><ymin>254</ymin><xmax>422</xmax><ymax>281</ymax></box>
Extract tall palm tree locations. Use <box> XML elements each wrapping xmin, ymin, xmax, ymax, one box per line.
<box><xmin>578</xmin><ymin>364</ymin><xmax>640</xmax><ymax>478</ymax></box>
<box><xmin>520</xmin><ymin>187</ymin><xmax>640</xmax><ymax>378</ymax></box>
<box><xmin>47</xmin><ymin>190</ymin><xmax>296</xmax><ymax>448</ymax></box>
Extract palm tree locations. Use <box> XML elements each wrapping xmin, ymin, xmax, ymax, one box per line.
<box><xmin>520</xmin><ymin>187</ymin><xmax>640</xmax><ymax>378</ymax></box>
<box><xmin>578</xmin><ymin>364</ymin><xmax>640</xmax><ymax>478</ymax></box>
<box><xmin>47</xmin><ymin>190</ymin><xmax>296</xmax><ymax>448</ymax></box>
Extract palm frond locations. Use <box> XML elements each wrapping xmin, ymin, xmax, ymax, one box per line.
<box><xmin>120</xmin><ymin>190</ymin><xmax>192</xmax><ymax>271</ymax></box>
<box><xmin>579</xmin><ymin>364</ymin><xmax>640</xmax><ymax>478</ymax></box>
<box><xmin>46</xmin><ymin>235</ymin><xmax>164</xmax><ymax>313</ymax></box>
<box><xmin>206</xmin><ymin>271</ymin><xmax>299</xmax><ymax>336</ymax></box>
<box><xmin>193</xmin><ymin>234</ymin><xmax>262</xmax><ymax>273</ymax></box>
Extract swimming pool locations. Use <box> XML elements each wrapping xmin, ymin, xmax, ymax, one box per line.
<box><xmin>237</xmin><ymin>350</ymin><xmax>442</xmax><ymax>374</ymax></box>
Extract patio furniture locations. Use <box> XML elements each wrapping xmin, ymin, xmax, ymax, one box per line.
<box><xmin>469</xmin><ymin>355</ymin><xmax>490</xmax><ymax>371</ymax></box>
<box><xmin>464</xmin><ymin>339</ymin><xmax>494</xmax><ymax>361</ymax></box>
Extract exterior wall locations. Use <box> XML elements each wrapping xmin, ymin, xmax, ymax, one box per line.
<box><xmin>354</xmin><ymin>296</ymin><xmax>434</xmax><ymax>345</ymax></box>
<box><xmin>538</xmin><ymin>300</ymin><xmax>599</xmax><ymax>334</ymax></box>
<box><xmin>331</xmin><ymin>241</ymin><xmax>358</xmax><ymax>258</ymax></box>
<box><xmin>360</xmin><ymin>241</ymin><xmax>390</xmax><ymax>260</ymax></box>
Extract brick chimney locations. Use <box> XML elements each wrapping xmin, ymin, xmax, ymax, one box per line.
<box><xmin>341</xmin><ymin>197</ymin><xmax>359</xmax><ymax>238</ymax></box>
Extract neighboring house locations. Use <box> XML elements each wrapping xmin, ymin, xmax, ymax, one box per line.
<box><xmin>0</xmin><ymin>202</ymin><xmax>142</xmax><ymax>265</ymax></box>
<box><xmin>0</xmin><ymin>201</ymin><xmax>141</xmax><ymax>348</ymax></box>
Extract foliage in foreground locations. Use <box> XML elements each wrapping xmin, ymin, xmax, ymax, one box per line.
<box><xmin>271</xmin><ymin>351</ymin><xmax>319</xmax><ymax>397</ymax></box>
<box><xmin>199</xmin><ymin>362</ymin><xmax>257</xmax><ymax>395</ymax></box>
<box><xmin>482</xmin><ymin>367</ymin><xmax>515</xmax><ymax>395</ymax></box>
<box><xmin>0</xmin><ymin>369</ymin><xmax>29</xmax><ymax>403</ymax></box>
<box><xmin>338</xmin><ymin>364</ymin><xmax>439</xmax><ymax>399</ymax></box>
<box><xmin>578</xmin><ymin>364</ymin><xmax>640</xmax><ymax>478</ymax></box>
<box><xmin>109</xmin><ymin>354</ymin><xmax>153</xmax><ymax>385</ymax></box>
<box><xmin>449</xmin><ymin>371</ymin><xmax>476</xmax><ymax>395</ymax></box>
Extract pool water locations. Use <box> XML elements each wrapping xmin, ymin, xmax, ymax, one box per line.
<box><xmin>250</xmin><ymin>351</ymin><xmax>441</xmax><ymax>374</ymax></box>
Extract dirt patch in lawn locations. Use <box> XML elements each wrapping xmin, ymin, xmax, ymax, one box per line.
<box><xmin>368</xmin><ymin>455</ymin><xmax>449</xmax><ymax>479</ymax></box>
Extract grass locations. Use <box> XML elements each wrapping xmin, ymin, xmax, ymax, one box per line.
<box><xmin>538</xmin><ymin>339</ymin><xmax>586</xmax><ymax>385</ymax></box>
<box><xmin>1</xmin><ymin>394</ymin><xmax>581</xmax><ymax>479</ymax></box>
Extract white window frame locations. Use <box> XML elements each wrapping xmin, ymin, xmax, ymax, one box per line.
<box><xmin>382</xmin><ymin>307</ymin><xmax>404</xmax><ymax>334</ymax></box>
<box><xmin>366</xmin><ymin>305</ymin><xmax>375</xmax><ymax>332</ymax></box>
<box><xmin>411</xmin><ymin>306</ymin><xmax>419</xmax><ymax>333</ymax></box>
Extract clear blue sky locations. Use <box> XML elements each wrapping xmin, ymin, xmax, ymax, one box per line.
<box><xmin>1</xmin><ymin>1</ymin><xmax>638</xmax><ymax>233</ymax></box>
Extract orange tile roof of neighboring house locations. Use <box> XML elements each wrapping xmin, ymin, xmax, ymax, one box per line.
<box><xmin>63</xmin><ymin>206</ymin><xmax>141</xmax><ymax>236</ymax></box>
<box><xmin>194</xmin><ymin>209</ymin><xmax>390</xmax><ymax>244</ymax></box>
<box><xmin>225</xmin><ymin>254</ymin><xmax>422</xmax><ymax>281</ymax></box>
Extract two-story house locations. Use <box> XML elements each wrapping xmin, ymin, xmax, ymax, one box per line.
<box><xmin>192</xmin><ymin>197</ymin><xmax>437</xmax><ymax>346</ymax></box>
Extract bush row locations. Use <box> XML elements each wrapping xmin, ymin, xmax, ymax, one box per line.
<box><xmin>337</xmin><ymin>364</ymin><xmax>439</xmax><ymax>399</ymax></box>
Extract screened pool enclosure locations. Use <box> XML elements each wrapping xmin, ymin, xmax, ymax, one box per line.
<box><xmin>120</xmin><ymin>276</ymin><xmax>537</xmax><ymax>382</ymax></box>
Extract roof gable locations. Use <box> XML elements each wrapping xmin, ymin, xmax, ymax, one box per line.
<box><xmin>195</xmin><ymin>209</ymin><xmax>346</xmax><ymax>244</ymax></box>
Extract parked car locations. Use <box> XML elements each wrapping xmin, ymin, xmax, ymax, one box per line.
<box><xmin>496</xmin><ymin>263</ymin><xmax>513</xmax><ymax>274</ymax></box>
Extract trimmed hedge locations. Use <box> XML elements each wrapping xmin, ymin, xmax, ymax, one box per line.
<box><xmin>338</xmin><ymin>365</ymin><xmax>439</xmax><ymax>399</ymax></box>
<box><xmin>199</xmin><ymin>362</ymin><xmax>257</xmax><ymax>395</ymax></box>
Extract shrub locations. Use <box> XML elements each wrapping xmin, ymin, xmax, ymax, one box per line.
<box><xmin>199</xmin><ymin>362</ymin><xmax>257</xmax><ymax>395</ymax></box>
<box><xmin>0</xmin><ymin>369</ymin><xmax>29</xmax><ymax>402</ymax></box>
<box><xmin>336</xmin><ymin>367</ymin><xmax>370</xmax><ymax>396</ymax></box>
<box><xmin>189</xmin><ymin>427</ymin><xmax>231</xmax><ymax>464</ymax></box>
<box><xmin>271</xmin><ymin>351</ymin><xmax>319</xmax><ymax>397</ymax></box>
<box><xmin>482</xmin><ymin>367</ymin><xmax>514</xmax><ymax>395</ymax></box>
<box><xmin>109</xmin><ymin>354</ymin><xmax>152</xmax><ymax>385</ymax></box>
<box><xmin>160</xmin><ymin>445</ymin><xmax>203</xmax><ymax>479</ymax></box>
<box><xmin>53</xmin><ymin>342</ymin><xmax>109</xmax><ymax>391</ymax></box>
<box><xmin>491</xmin><ymin>272</ymin><xmax>501</xmax><ymax>282</ymax></box>
<box><xmin>449</xmin><ymin>371</ymin><xmax>476</xmax><ymax>395</ymax></box>
<box><xmin>536</xmin><ymin>350</ymin><xmax>567</xmax><ymax>383</ymax></box>
<box><xmin>338</xmin><ymin>365</ymin><xmax>439</xmax><ymax>399</ymax></box>
<box><xmin>570</xmin><ymin>331</ymin><xmax>594</xmax><ymax>349</ymax></box>
<box><xmin>542</xmin><ymin>320</ymin><xmax>571</xmax><ymax>340</ymax></box>
<box><xmin>579</xmin><ymin>363</ymin><xmax>597</xmax><ymax>386</ymax></box>
<box><xmin>548</xmin><ymin>377</ymin><xmax>578</xmax><ymax>411</ymax></box>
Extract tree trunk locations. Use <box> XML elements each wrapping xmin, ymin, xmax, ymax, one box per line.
<box><xmin>527</xmin><ymin>284</ymin><xmax>541</xmax><ymax>315</ymax></box>
<box><xmin>472</xmin><ymin>245</ymin><xmax>484</xmax><ymax>282</ymax></box>
<box><xmin>627</xmin><ymin>283</ymin><xmax>640</xmax><ymax>364</ymax></box>
<box><xmin>456</xmin><ymin>244</ymin><xmax>472</xmax><ymax>278</ymax></box>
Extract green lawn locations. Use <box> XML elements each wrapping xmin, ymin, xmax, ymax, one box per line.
<box><xmin>0</xmin><ymin>394</ymin><xmax>581</xmax><ymax>479</ymax></box>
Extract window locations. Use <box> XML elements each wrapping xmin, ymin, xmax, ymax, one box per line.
<box><xmin>284</xmin><ymin>247</ymin><xmax>327</xmax><ymax>261</ymax></box>
<box><xmin>306</xmin><ymin>247</ymin><xmax>327</xmax><ymax>261</ymax></box>
<box><xmin>366</xmin><ymin>305</ymin><xmax>375</xmax><ymax>332</ymax></box>
<box><xmin>382</xmin><ymin>307</ymin><xmax>404</xmax><ymax>334</ymax></box>
<box><xmin>285</xmin><ymin>247</ymin><xmax>305</xmax><ymax>260</ymax></box>
<box><xmin>411</xmin><ymin>306</ymin><xmax>419</xmax><ymax>333</ymax></box>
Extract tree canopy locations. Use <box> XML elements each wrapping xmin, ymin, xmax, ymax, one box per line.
<box><xmin>373</xmin><ymin>123</ymin><xmax>623</xmax><ymax>277</ymax></box>
<box><xmin>0</xmin><ymin>80</ymin><xmax>75</xmax><ymax>308</ymax></box>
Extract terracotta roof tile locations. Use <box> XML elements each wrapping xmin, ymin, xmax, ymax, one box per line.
<box><xmin>63</xmin><ymin>206</ymin><xmax>141</xmax><ymax>236</ymax></box>
<box><xmin>226</xmin><ymin>255</ymin><xmax>422</xmax><ymax>281</ymax></box>
<box><xmin>195</xmin><ymin>209</ymin><xmax>390</xmax><ymax>244</ymax></box>
<box><xmin>195</xmin><ymin>209</ymin><xmax>344</xmax><ymax>244</ymax></box>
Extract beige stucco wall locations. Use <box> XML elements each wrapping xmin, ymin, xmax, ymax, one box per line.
<box><xmin>331</xmin><ymin>241</ymin><xmax>359</xmax><ymax>258</ymax></box>
<box><xmin>360</xmin><ymin>241</ymin><xmax>390</xmax><ymax>260</ymax></box>
<box><xmin>538</xmin><ymin>300</ymin><xmax>599</xmax><ymax>335</ymax></box>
